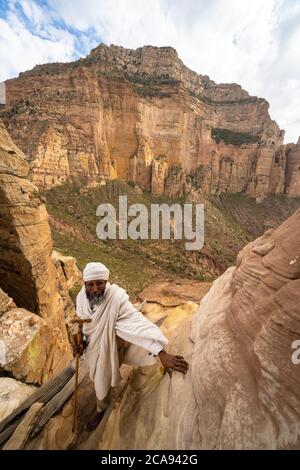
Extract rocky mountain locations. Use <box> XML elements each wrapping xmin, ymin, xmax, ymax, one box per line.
<box><xmin>1</xmin><ymin>44</ymin><xmax>299</xmax><ymax>201</ymax></box>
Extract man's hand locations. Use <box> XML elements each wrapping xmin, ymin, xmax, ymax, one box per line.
<box><xmin>72</xmin><ymin>335</ymin><xmax>86</xmax><ymax>356</ymax></box>
<box><xmin>158</xmin><ymin>350</ymin><xmax>189</xmax><ymax>378</ymax></box>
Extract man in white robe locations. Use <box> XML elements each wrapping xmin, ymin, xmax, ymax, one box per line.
<box><xmin>75</xmin><ymin>262</ymin><xmax>189</xmax><ymax>428</ymax></box>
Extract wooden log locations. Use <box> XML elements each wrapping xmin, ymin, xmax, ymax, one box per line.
<box><xmin>0</xmin><ymin>418</ymin><xmax>22</xmax><ymax>448</ymax></box>
<box><xmin>0</xmin><ymin>364</ymin><xmax>75</xmax><ymax>440</ymax></box>
<box><xmin>30</xmin><ymin>361</ymin><xmax>88</xmax><ymax>438</ymax></box>
<box><xmin>3</xmin><ymin>403</ymin><xmax>43</xmax><ymax>450</ymax></box>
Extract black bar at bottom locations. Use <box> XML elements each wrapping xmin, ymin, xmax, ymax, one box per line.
<box><xmin>0</xmin><ymin>450</ymin><xmax>299</xmax><ymax>466</ymax></box>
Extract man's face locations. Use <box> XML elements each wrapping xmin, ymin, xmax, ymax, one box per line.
<box><xmin>85</xmin><ymin>280</ymin><xmax>107</xmax><ymax>299</ymax></box>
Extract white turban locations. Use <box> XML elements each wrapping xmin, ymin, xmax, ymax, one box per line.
<box><xmin>83</xmin><ymin>262</ymin><xmax>110</xmax><ymax>282</ymax></box>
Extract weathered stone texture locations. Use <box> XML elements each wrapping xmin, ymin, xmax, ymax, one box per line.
<box><xmin>1</xmin><ymin>44</ymin><xmax>298</xmax><ymax>200</ymax></box>
<box><xmin>0</xmin><ymin>119</ymin><xmax>72</xmax><ymax>384</ymax></box>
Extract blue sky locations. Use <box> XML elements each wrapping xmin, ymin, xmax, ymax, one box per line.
<box><xmin>0</xmin><ymin>0</ymin><xmax>299</xmax><ymax>143</ymax></box>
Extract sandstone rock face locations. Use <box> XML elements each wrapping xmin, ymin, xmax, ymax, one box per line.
<box><xmin>0</xmin><ymin>288</ymin><xmax>16</xmax><ymax>317</ymax></box>
<box><xmin>284</xmin><ymin>138</ymin><xmax>300</xmax><ymax>197</ymax></box>
<box><xmin>91</xmin><ymin>209</ymin><xmax>300</xmax><ymax>450</ymax></box>
<box><xmin>0</xmin><ymin>308</ymin><xmax>69</xmax><ymax>384</ymax></box>
<box><xmin>0</xmin><ymin>119</ymin><xmax>72</xmax><ymax>382</ymax></box>
<box><xmin>52</xmin><ymin>251</ymin><xmax>82</xmax><ymax>292</ymax></box>
<box><xmin>1</xmin><ymin>44</ymin><xmax>298</xmax><ymax>199</ymax></box>
<box><xmin>0</xmin><ymin>377</ymin><xmax>36</xmax><ymax>422</ymax></box>
<box><xmin>137</xmin><ymin>278</ymin><xmax>211</xmax><ymax>307</ymax></box>
<box><xmin>52</xmin><ymin>250</ymin><xmax>81</xmax><ymax>331</ymax></box>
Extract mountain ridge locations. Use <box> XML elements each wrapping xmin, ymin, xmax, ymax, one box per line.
<box><xmin>1</xmin><ymin>43</ymin><xmax>299</xmax><ymax>200</ymax></box>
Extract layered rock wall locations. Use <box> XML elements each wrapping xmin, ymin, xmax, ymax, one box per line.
<box><xmin>0</xmin><ymin>119</ymin><xmax>72</xmax><ymax>383</ymax></box>
<box><xmin>1</xmin><ymin>44</ymin><xmax>298</xmax><ymax>200</ymax></box>
<box><xmin>284</xmin><ymin>138</ymin><xmax>300</xmax><ymax>197</ymax></box>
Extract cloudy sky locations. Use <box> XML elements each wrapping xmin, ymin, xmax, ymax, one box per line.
<box><xmin>0</xmin><ymin>0</ymin><xmax>299</xmax><ymax>142</ymax></box>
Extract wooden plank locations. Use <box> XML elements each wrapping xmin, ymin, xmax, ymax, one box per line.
<box><xmin>3</xmin><ymin>403</ymin><xmax>43</xmax><ymax>450</ymax></box>
<box><xmin>0</xmin><ymin>418</ymin><xmax>22</xmax><ymax>447</ymax></box>
<box><xmin>0</xmin><ymin>364</ymin><xmax>75</xmax><ymax>434</ymax></box>
<box><xmin>30</xmin><ymin>362</ymin><xmax>88</xmax><ymax>438</ymax></box>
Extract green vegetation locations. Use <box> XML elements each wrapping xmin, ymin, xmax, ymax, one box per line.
<box><xmin>44</xmin><ymin>179</ymin><xmax>300</xmax><ymax>299</ymax></box>
<box><xmin>211</xmin><ymin>128</ymin><xmax>261</xmax><ymax>146</ymax></box>
<box><xmin>187</xmin><ymin>166</ymin><xmax>207</xmax><ymax>189</ymax></box>
<box><xmin>189</xmin><ymin>90</ymin><xmax>212</xmax><ymax>103</ymax></box>
<box><xmin>210</xmin><ymin>192</ymin><xmax>300</xmax><ymax>239</ymax></box>
<box><xmin>135</xmin><ymin>86</ymin><xmax>172</xmax><ymax>98</ymax></box>
<box><xmin>223</xmin><ymin>97</ymin><xmax>259</xmax><ymax>105</ymax></box>
<box><xmin>189</xmin><ymin>91</ymin><xmax>260</xmax><ymax>107</ymax></box>
<box><xmin>123</xmin><ymin>73</ymin><xmax>178</xmax><ymax>99</ymax></box>
<box><xmin>124</xmin><ymin>73</ymin><xmax>180</xmax><ymax>87</ymax></box>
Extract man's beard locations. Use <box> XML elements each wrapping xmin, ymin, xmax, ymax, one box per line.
<box><xmin>86</xmin><ymin>291</ymin><xmax>103</xmax><ymax>302</ymax></box>
<box><xmin>86</xmin><ymin>291</ymin><xmax>104</xmax><ymax>311</ymax></box>
<box><xmin>86</xmin><ymin>292</ymin><xmax>103</xmax><ymax>305</ymax></box>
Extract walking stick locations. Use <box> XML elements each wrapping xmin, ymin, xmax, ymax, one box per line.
<box><xmin>71</xmin><ymin>317</ymin><xmax>91</xmax><ymax>433</ymax></box>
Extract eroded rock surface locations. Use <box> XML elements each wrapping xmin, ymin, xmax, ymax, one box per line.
<box><xmin>93</xmin><ymin>209</ymin><xmax>300</xmax><ymax>450</ymax></box>
<box><xmin>138</xmin><ymin>278</ymin><xmax>211</xmax><ymax>307</ymax></box>
<box><xmin>0</xmin><ymin>289</ymin><xmax>16</xmax><ymax>317</ymax></box>
<box><xmin>52</xmin><ymin>250</ymin><xmax>81</xmax><ymax>332</ymax></box>
<box><xmin>0</xmin><ymin>308</ymin><xmax>70</xmax><ymax>384</ymax></box>
<box><xmin>0</xmin><ymin>377</ymin><xmax>36</xmax><ymax>423</ymax></box>
<box><xmin>1</xmin><ymin>44</ymin><xmax>298</xmax><ymax>200</ymax></box>
<box><xmin>0</xmin><ymin>119</ymin><xmax>72</xmax><ymax>383</ymax></box>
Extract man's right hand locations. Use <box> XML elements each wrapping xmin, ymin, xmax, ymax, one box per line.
<box><xmin>158</xmin><ymin>350</ymin><xmax>189</xmax><ymax>377</ymax></box>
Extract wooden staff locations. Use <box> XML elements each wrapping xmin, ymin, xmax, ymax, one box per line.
<box><xmin>71</xmin><ymin>317</ymin><xmax>91</xmax><ymax>433</ymax></box>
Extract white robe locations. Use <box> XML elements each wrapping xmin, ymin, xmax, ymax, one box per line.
<box><xmin>76</xmin><ymin>282</ymin><xmax>168</xmax><ymax>400</ymax></box>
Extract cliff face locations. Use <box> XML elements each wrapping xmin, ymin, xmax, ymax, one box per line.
<box><xmin>0</xmin><ymin>118</ymin><xmax>72</xmax><ymax>384</ymax></box>
<box><xmin>284</xmin><ymin>138</ymin><xmax>300</xmax><ymax>197</ymax></box>
<box><xmin>0</xmin><ymin>44</ymin><xmax>298</xmax><ymax>200</ymax></box>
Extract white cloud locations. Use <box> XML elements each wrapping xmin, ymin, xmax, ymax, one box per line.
<box><xmin>0</xmin><ymin>3</ymin><xmax>76</xmax><ymax>81</ymax></box>
<box><xmin>0</xmin><ymin>0</ymin><xmax>299</xmax><ymax>142</ymax></box>
<box><xmin>17</xmin><ymin>0</ymin><xmax>46</xmax><ymax>28</ymax></box>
